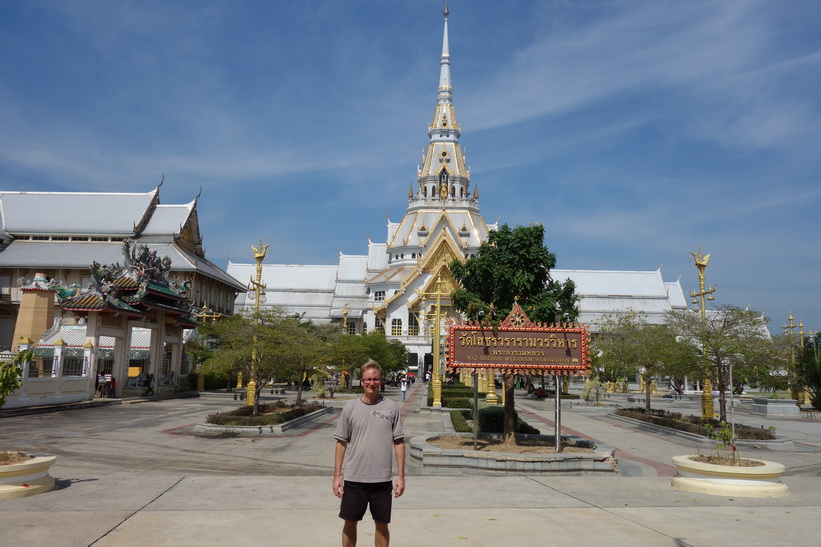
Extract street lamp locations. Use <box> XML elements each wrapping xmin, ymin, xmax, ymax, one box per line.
<box><xmin>246</xmin><ymin>240</ymin><xmax>270</xmax><ymax>408</ymax></box>
<box><xmin>689</xmin><ymin>248</ymin><xmax>716</xmax><ymax>419</ymax></box>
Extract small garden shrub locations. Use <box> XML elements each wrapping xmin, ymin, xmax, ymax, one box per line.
<box><xmin>615</xmin><ymin>408</ymin><xmax>776</xmax><ymax>440</ymax></box>
<box><xmin>207</xmin><ymin>401</ymin><xmax>324</xmax><ymax>426</ymax></box>
<box><xmin>450</xmin><ymin>410</ymin><xmax>472</xmax><ymax>433</ymax></box>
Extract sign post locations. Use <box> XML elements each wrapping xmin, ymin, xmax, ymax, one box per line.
<box><xmin>449</xmin><ymin>303</ymin><xmax>590</xmax><ymax>452</ymax></box>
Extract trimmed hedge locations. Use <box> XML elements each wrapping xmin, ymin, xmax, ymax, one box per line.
<box><xmin>477</xmin><ymin>406</ymin><xmax>540</xmax><ymax>434</ymax></box>
<box><xmin>450</xmin><ymin>409</ymin><xmax>472</xmax><ymax>433</ymax></box>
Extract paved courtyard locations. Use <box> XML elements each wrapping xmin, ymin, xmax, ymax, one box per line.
<box><xmin>2</xmin><ymin>382</ymin><xmax>820</xmax><ymax>546</ymax></box>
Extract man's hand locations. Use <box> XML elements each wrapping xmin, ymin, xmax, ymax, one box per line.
<box><xmin>393</xmin><ymin>476</ymin><xmax>405</xmax><ymax>498</ymax></box>
<box><xmin>332</xmin><ymin>475</ymin><xmax>344</xmax><ymax>498</ymax></box>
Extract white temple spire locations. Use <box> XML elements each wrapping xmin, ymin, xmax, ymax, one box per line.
<box><xmin>438</xmin><ymin>4</ymin><xmax>451</xmax><ymax>103</ymax></box>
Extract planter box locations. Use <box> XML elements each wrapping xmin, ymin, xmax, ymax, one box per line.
<box><xmin>671</xmin><ymin>455</ymin><xmax>788</xmax><ymax>497</ymax></box>
<box><xmin>750</xmin><ymin>397</ymin><xmax>799</xmax><ymax>417</ymax></box>
<box><xmin>409</xmin><ymin>433</ymin><xmax>617</xmax><ymax>476</ymax></box>
<box><xmin>0</xmin><ymin>454</ymin><xmax>57</xmax><ymax>499</ymax></box>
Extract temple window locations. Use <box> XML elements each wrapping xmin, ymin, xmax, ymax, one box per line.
<box><xmin>408</xmin><ymin>313</ymin><xmax>419</xmax><ymax>336</ymax></box>
<box><xmin>374</xmin><ymin>290</ymin><xmax>385</xmax><ymax>302</ymax></box>
<box><xmin>391</xmin><ymin>319</ymin><xmax>402</xmax><ymax>336</ymax></box>
<box><xmin>375</xmin><ymin>317</ymin><xmax>385</xmax><ymax>334</ymax></box>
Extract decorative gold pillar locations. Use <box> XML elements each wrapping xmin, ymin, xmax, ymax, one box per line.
<box><xmin>247</xmin><ymin>241</ymin><xmax>270</xmax><ymax>408</ymax></box>
<box><xmin>485</xmin><ymin>368</ymin><xmax>498</xmax><ymax>405</ymax></box>
<box><xmin>415</xmin><ymin>274</ymin><xmax>450</xmax><ymax>408</ymax></box>
<box><xmin>690</xmin><ymin>248</ymin><xmax>716</xmax><ymax>419</ymax></box>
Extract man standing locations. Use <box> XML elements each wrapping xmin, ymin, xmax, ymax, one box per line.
<box><xmin>333</xmin><ymin>360</ymin><xmax>405</xmax><ymax>546</ymax></box>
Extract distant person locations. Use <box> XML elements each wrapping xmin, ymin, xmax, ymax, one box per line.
<box><xmin>108</xmin><ymin>377</ymin><xmax>116</xmax><ymax>398</ymax></box>
<box><xmin>333</xmin><ymin>360</ymin><xmax>405</xmax><ymax>546</ymax></box>
<box><xmin>400</xmin><ymin>378</ymin><xmax>408</xmax><ymax>402</ymax></box>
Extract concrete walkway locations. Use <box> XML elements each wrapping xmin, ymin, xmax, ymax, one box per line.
<box><xmin>2</xmin><ymin>382</ymin><xmax>820</xmax><ymax>546</ymax></box>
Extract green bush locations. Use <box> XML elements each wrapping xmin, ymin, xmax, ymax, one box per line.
<box><xmin>476</xmin><ymin>405</ymin><xmax>539</xmax><ymax>434</ymax></box>
<box><xmin>442</xmin><ymin>397</ymin><xmax>473</xmax><ymax>409</ymax></box>
<box><xmin>450</xmin><ymin>410</ymin><xmax>472</xmax><ymax>432</ymax></box>
<box><xmin>477</xmin><ymin>406</ymin><xmax>509</xmax><ymax>432</ymax></box>
<box><xmin>615</xmin><ymin>408</ymin><xmax>776</xmax><ymax>440</ymax></box>
<box><xmin>206</xmin><ymin>401</ymin><xmax>324</xmax><ymax>426</ymax></box>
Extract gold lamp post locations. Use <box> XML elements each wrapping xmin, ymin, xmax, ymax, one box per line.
<box><xmin>415</xmin><ymin>273</ymin><xmax>449</xmax><ymax>408</ymax></box>
<box><xmin>246</xmin><ymin>241</ymin><xmax>270</xmax><ymax>408</ymax></box>
<box><xmin>690</xmin><ymin>248</ymin><xmax>716</xmax><ymax>419</ymax></box>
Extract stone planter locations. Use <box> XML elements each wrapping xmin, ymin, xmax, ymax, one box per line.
<box><xmin>750</xmin><ymin>397</ymin><xmax>800</xmax><ymax>417</ymax></box>
<box><xmin>409</xmin><ymin>433</ymin><xmax>618</xmax><ymax>476</ymax></box>
<box><xmin>0</xmin><ymin>453</ymin><xmax>57</xmax><ymax>499</ymax></box>
<box><xmin>671</xmin><ymin>455</ymin><xmax>788</xmax><ymax>497</ymax></box>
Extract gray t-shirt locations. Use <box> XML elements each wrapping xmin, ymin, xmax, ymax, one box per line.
<box><xmin>334</xmin><ymin>396</ymin><xmax>404</xmax><ymax>483</ymax></box>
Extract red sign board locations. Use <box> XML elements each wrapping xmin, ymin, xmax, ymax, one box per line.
<box><xmin>448</xmin><ymin>323</ymin><xmax>590</xmax><ymax>373</ymax></box>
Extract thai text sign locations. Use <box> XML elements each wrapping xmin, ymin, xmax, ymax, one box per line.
<box><xmin>448</xmin><ymin>324</ymin><xmax>590</xmax><ymax>372</ymax></box>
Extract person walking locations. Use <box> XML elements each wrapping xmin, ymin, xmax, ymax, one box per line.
<box><xmin>333</xmin><ymin>360</ymin><xmax>405</xmax><ymax>547</ymax></box>
<box><xmin>400</xmin><ymin>377</ymin><xmax>408</xmax><ymax>402</ymax></box>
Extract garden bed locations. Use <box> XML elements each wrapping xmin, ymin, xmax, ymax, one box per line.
<box><xmin>614</xmin><ymin>408</ymin><xmax>776</xmax><ymax>441</ymax></box>
<box><xmin>206</xmin><ymin>401</ymin><xmax>325</xmax><ymax>426</ymax></box>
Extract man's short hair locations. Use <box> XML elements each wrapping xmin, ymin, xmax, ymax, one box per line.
<box><xmin>361</xmin><ymin>359</ymin><xmax>382</xmax><ymax>378</ymax></box>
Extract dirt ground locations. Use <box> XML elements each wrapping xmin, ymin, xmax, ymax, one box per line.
<box><xmin>427</xmin><ymin>435</ymin><xmax>594</xmax><ymax>454</ymax></box>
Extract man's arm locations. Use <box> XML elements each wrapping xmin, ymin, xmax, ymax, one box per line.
<box><xmin>393</xmin><ymin>437</ymin><xmax>405</xmax><ymax>498</ymax></box>
<box><xmin>333</xmin><ymin>440</ymin><xmax>347</xmax><ymax>498</ymax></box>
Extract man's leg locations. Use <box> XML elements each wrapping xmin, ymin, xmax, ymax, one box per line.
<box><xmin>342</xmin><ymin>520</ymin><xmax>358</xmax><ymax>547</ymax></box>
<box><xmin>374</xmin><ymin>521</ymin><xmax>390</xmax><ymax>547</ymax></box>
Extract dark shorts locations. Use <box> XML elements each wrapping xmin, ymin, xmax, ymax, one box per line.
<box><xmin>339</xmin><ymin>481</ymin><xmax>393</xmax><ymax>523</ymax></box>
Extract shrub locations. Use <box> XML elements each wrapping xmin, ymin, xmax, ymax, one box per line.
<box><xmin>206</xmin><ymin>401</ymin><xmax>323</xmax><ymax>426</ymax></box>
<box><xmin>442</xmin><ymin>397</ymin><xmax>473</xmax><ymax>409</ymax></box>
<box><xmin>450</xmin><ymin>410</ymin><xmax>472</xmax><ymax>433</ymax></box>
<box><xmin>615</xmin><ymin>408</ymin><xmax>776</xmax><ymax>440</ymax></box>
<box><xmin>477</xmin><ymin>405</ymin><xmax>507</xmax><ymax>432</ymax></box>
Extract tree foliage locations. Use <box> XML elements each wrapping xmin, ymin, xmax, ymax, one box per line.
<box><xmin>449</xmin><ymin>223</ymin><xmax>579</xmax><ymax>442</ymax></box>
<box><xmin>331</xmin><ymin>332</ymin><xmax>409</xmax><ymax>379</ymax></box>
<box><xmin>796</xmin><ymin>333</ymin><xmax>821</xmax><ymax>410</ymax></box>
<box><xmin>450</xmin><ymin>224</ymin><xmax>578</xmax><ymax>325</ymax></box>
<box><xmin>595</xmin><ymin>313</ymin><xmax>699</xmax><ymax>411</ymax></box>
<box><xmin>200</xmin><ymin>308</ymin><xmax>339</xmax><ymax>413</ymax></box>
<box><xmin>0</xmin><ymin>359</ymin><xmax>24</xmax><ymax>409</ymax></box>
<box><xmin>667</xmin><ymin>305</ymin><xmax>784</xmax><ymax>422</ymax></box>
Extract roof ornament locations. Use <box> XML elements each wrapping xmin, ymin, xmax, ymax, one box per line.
<box><xmin>444</xmin><ymin>3</ymin><xmax>449</xmax><ymax>18</ymax></box>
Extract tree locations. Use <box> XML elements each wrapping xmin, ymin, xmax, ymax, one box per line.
<box><xmin>0</xmin><ymin>355</ymin><xmax>26</xmax><ymax>409</ymax></box>
<box><xmin>202</xmin><ymin>308</ymin><xmax>338</xmax><ymax>414</ymax></box>
<box><xmin>332</xmin><ymin>332</ymin><xmax>409</xmax><ymax>382</ymax></box>
<box><xmin>596</xmin><ymin>313</ymin><xmax>698</xmax><ymax>411</ymax></box>
<box><xmin>274</xmin><ymin>317</ymin><xmax>338</xmax><ymax>405</ymax></box>
<box><xmin>796</xmin><ymin>333</ymin><xmax>821</xmax><ymax>410</ymax></box>
<box><xmin>667</xmin><ymin>305</ymin><xmax>783</xmax><ymax>422</ymax></box>
<box><xmin>450</xmin><ymin>223</ymin><xmax>578</xmax><ymax>443</ymax></box>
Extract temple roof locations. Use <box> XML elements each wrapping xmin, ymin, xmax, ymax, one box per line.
<box><xmin>0</xmin><ymin>189</ymin><xmax>158</xmax><ymax>236</ymax></box>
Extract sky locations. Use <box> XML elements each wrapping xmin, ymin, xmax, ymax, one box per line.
<box><xmin>1</xmin><ymin>0</ymin><xmax>820</xmax><ymax>334</ymax></box>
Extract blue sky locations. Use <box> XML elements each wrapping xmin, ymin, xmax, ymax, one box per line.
<box><xmin>2</xmin><ymin>0</ymin><xmax>820</xmax><ymax>334</ymax></box>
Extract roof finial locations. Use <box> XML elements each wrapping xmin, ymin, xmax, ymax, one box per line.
<box><xmin>444</xmin><ymin>3</ymin><xmax>449</xmax><ymax>18</ymax></box>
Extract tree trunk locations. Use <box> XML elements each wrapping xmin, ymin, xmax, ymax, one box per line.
<box><xmin>502</xmin><ymin>373</ymin><xmax>517</xmax><ymax>444</ymax></box>
<box><xmin>645</xmin><ymin>375</ymin><xmax>652</xmax><ymax>413</ymax></box>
